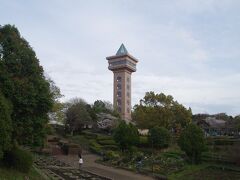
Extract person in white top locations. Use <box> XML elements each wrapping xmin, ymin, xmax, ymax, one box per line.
<box><xmin>78</xmin><ymin>155</ymin><xmax>83</xmax><ymax>169</ymax></box>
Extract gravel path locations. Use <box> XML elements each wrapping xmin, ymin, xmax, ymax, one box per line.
<box><xmin>55</xmin><ymin>151</ymin><xmax>154</xmax><ymax>180</ymax></box>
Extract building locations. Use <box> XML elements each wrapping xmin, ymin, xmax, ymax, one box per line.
<box><xmin>106</xmin><ymin>44</ymin><xmax>138</xmax><ymax>122</ymax></box>
<box><xmin>194</xmin><ymin>117</ymin><xmax>239</xmax><ymax>136</ymax></box>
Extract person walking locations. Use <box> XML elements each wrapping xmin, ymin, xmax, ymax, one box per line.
<box><xmin>78</xmin><ymin>150</ymin><xmax>83</xmax><ymax>169</ymax></box>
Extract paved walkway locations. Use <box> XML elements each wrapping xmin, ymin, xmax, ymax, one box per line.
<box><xmin>55</xmin><ymin>151</ymin><xmax>154</xmax><ymax>180</ymax></box>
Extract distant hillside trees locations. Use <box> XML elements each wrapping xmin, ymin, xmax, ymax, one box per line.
<box><xmin>132</xmin><ymin>91</ymin><xmax>192</xmax><ymax>132</ymax></box>
<box><xmin>0</xmin><ymin>24</ymin><xmax>54</xmax><ymax>147</ymax></box>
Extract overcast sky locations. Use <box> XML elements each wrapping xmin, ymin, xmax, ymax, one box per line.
<box><xmin>1</xmin><ymin>0</ymin><xmax>240</xmax><ymax>116</ymax></box>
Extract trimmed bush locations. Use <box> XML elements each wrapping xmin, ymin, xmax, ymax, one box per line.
<box><xmin>3</xmin><ymin>148</ymin><xmax>33</xmax><ymax>173</ymax></box>
<box><xmin>102</xmin><ymin>145</ymin><xmax>119</xmax><ymax>151</ymax></box>
<box><xmin>97</xmin><ymin>135</ymin><xmax>112</xmax><ymax>141</ymax></box>
<box><xmin>138</xmin><ymin>136</ymin><xmax>148</xmax><ymax>148</ymax></box>
<box><xmin>98</xmin><ymin>139</ymin><xmax>117</xmax><ymax>146</ymax></box>
<box><xmin>103</xmin><ymin>151</ymin><xmax>120</xmax><ymax>161</ymax></box>
<box><xmin>89</xmin><ymin>141</ymin><xmax>102</xmax><ymax>154</ymax></box>
<box><xmin>84</xmin><ymin>131</ymin><xmax>98</xmax><ymax>139</ymax></box>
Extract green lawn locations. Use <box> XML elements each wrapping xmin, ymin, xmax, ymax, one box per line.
<box><xmin>0</xmin><ymin>166</ymin><xmax>45</xmax><ymax>180</ymax></box>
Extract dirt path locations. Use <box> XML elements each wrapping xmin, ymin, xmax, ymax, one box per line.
<box><xmin>55</xmin><ymin>151</ymin><xmax>154</xmax><ymax>180</ymax></box>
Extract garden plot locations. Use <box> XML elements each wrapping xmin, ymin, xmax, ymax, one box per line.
<box><xmin>34</xmin><ymin>155</ymin><xmax>110</xmax><ymax>180</ymax></box>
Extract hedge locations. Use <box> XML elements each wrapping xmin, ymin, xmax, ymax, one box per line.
<box><xmin>98</xmin><ymin>139</ymin><xmax>117</xmax><ymax>146</ymax></box>
<box><xmin>3</xmin><ymin>148</ymin><xmax>33</xmax><ymax>173</ymax></box>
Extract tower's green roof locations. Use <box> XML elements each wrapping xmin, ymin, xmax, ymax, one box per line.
<box><xmin>116</xmin><ymin>43</ymin><xmax>128</xmax><ymax>55</ymax></box>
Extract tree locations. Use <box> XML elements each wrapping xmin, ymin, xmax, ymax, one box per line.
<box><xmin>178</xmin><ymin>124</ymin><xmax>207</xmax><ymax>164</ymax></box>
<box><xmin>93</xmin><ymin>100</ymin><xmax>108</xmax><ymax>114</ymax></box>
<box><xmin>113</xmin><ymin>121</ymin><xmax>139</xmax><ymax>151</ymax></box>
<box><xmin>0</xmin><ymin>92</ymin><xmax>12</xmax><ymax>159</ymax></box>
<box><xmin>47</xmin><ymin>78</ymin><xmax>65</xmax><ymax>124</ymax></box>
<box><xmin>132</xmin><ymin>91</ymin><xmax>192</xmax><ymax>131</ymax></box>
<box><xmin>0</xmin><ymin>25</ymin><xmax>53</xmax><ymax>146</ymax></box>
<box><xmin>65</xmin><ymin>98</ymin><xmax>92</xmax><ymax>135</ymax></box>
<box><xmin>148</xmin><ymin>127</ymin><xmax>170</xmax><ymax>148</ymax></box>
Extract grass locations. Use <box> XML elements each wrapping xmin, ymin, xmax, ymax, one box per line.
<box><xmin>0</xmin><ymin>166</ymin><xmax>45</xmax><ymax>180</ymax></box>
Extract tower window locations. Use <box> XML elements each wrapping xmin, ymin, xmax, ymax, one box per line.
<box><xmin>127</xmin><ymin>100</ymin><xmax>130</xmax><ymax>105</ymax></box>
<box><xmin>117</xmin><ymin>76</ymin><xmax>121</xmax><ymax>82</ymax></box>
<box><xmin>117</xmin><ymin>91</ymin><xmax>121</xmax><ymax>97</ymax></box>
<box><xmin>118</xmin><ymin>107</ymin><xmax>122</xmax><ymax>113</ymax></box>
<box><xmin>127</xmin><ymin>77</ymin><xmax>130</xmax><ymax>82</ymax></box>
<box><xmin>117</xmin><ymin>84</ymin><xmax>121</xmax><ymax>90</ymax></box>
<box><xmin>127</xmin><ymin>92</ymin><xmax>130</xmax><ymax>97</ymax></box>
<box><xmin>117</xmin><ymin>99</ymin><xmax>121</xmax><ymax>106</ymax></box>
<box><xmin>127</xmin><ymin>84</ymin><xmax>130</xmax><ymax>90</ymax></box>
<box><xmin>127</xmin><ymin>108</ymin><xmax>130</xmax><ymax>113</ymax></box>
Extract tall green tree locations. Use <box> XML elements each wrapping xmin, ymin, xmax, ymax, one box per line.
<box><xmin>113</xmin><ymin>121</ymin><xmax>139</xmax><ymax>151</ymax></box>
<box><xmin>0</xmin><ymin>91</ymin><xmax>12</xmax><ymax>159</ymax></box>
<box><xmin>178</xmin><ymin>124</ymin><xmax>207</xmax><ymax>164</ymax></box>
<box><xmin>65</xmin><ymin>98</ymin><xmax>92</xmax><ymax>134</ymax></box>
<box><xmin>0</xmin><ymin>25</ymin><xmax>53</xmax><ymax>146</ymax></box>
<box><xmin>132</xmin><ymin>91</ymin><xmax>192</xmax><ymax>130</ymax></box>
<box><xmin>48</xmin><ymin>78</ymin><xmax>65</xmax><ymax>124</ymax></box>
<box><xmin>148</xmin><ymin>127</ymin><xmax>170</xmax><ymax>148</ymax></box>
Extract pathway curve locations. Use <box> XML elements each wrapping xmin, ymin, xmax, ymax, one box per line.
<box><xmin>55</xmin><ymin>151</ymin><xmax>154</xmax><ymax>180</ymax></box>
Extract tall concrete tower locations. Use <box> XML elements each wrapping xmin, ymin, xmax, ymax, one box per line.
<box><xmin>106</xmin><ymin>44</ymin><xmax>138</xmax><ymax>122</ymax></box>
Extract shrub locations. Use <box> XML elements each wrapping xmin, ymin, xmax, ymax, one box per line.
<box><xmin>102</xmin><ymin>145</ymin><xmax>119</xmax><ymax>151</ymax></box>
<box><xmin>178</xmin><ymin>124</ymin><xmax>207</xmax><ymax>164</ymax></box>
<box><xmin>3</xmin><ymin>148</ymin><xmax>33</xmax><ymax>173</ymax></box>
<box><xmin>98</xmin><ymin>139</ymin><xmax>117</xmax><ymax>146</ymax></box>
<box><xmin>89</xmin><ymin>141</ymin><xmax>102</xmax><ymax>154</ymax></box>
<box><xmin>97</xmin><ymin>135</ymin><xmax>112</xmax><ymax>141</ymax></box>
<box><xmin>103</xmin><ymin>151</ymin><xmax>120</xmax><ymax>161</ymax></box>
<box><xmin>148</xmin><ymin>127</ymin><xmax>170</xmax><ymax>148</ymax></box>
<box><xmin>138</xmin><ymin>136</ymin><xmax>148</xmax><ymax>148</ymax></box>
<box><xmin>84</xmin><ymin>131</ymin><xmax>98</xmax><ymax>139</ymax></box>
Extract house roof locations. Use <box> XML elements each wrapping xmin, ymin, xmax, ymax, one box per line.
<box><xmin>204</xmin><ymin>117</ymin><xmax>226</xmax><ymax>128</ymax></box>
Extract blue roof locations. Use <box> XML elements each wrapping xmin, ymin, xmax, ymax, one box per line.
<box><xmin>116</xmin><ymin>43</ymin><xmax>128</xmax><ymax>55</ymax></box>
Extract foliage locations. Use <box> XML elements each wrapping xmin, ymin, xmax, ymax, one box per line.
<box><xmin>65</xmin><ymin>98</ymin><xmax>93</xmax><ymax>134</ymax></box>
<box><xmin>97</xmin><ymin>139</ymin><xmax>117</xmax><ymax>146</ymax></box>
<box><xmin>148</xmin><ymin>127</ymin><xmax>171</xmax><ymax>148</ymax></box>
<box><xmin>3</xmin><ymin>148</ymin><xmax>33</xmax><ymax>173</ymax></box>
<box><xmin>93</xmin><ymin>100</ymin><xmax>110</xmax><ymax>114</ymax></box>
<box><xmin>102</xmin><ymin>145</ymin><xmax>119</xmax><ymax>151</ymax></box>
<box><xmin>138</xmin><ymin>136</ymin><xmax>148</xmax><ymax>148</ymax></box>
<box><xmin>0</xmin><ymin>92</ymin><xmax>12</xmax><ymax>159</ymax></box>
<box><xmin>132</xmin><ymin>92</ymin><xmax>192</xmax><ymax>131</ymax></box>
<box><xmin>93</xmin><ymin>100</ymin><xmax>120</xmax><ymax>118</ymax></box>
<box><xmin>0</xmin><ymin>166</ymin><xmax>44</xmax><ymax>180</ymax></box>
<box><xmin>113</xmin><ymin>121</ymin><xmax>139</xmax><ymax>151</ymax></box>
<box><xmin>47</xmin><ymin>78</ymin><xmax>65</xmax><ymax>124</ymax></box>
<box><xmin>103</xmin><ymin>151</ymin><xmax>120</xmax><ymax>161</ymax></box>
<box><xmin>178</xmin><ymin>124</ymin><xmax>207</xmax><ymax>164</ymax></box>
<box><xmin>89</xmin><ymin>141</ymin><xmax>102</xmax><ymax>154</ymax></box>
<box><xmin>0</xmin><ymin>25</ymin><xmax>53</xmax><ymax>146</ymax></box>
